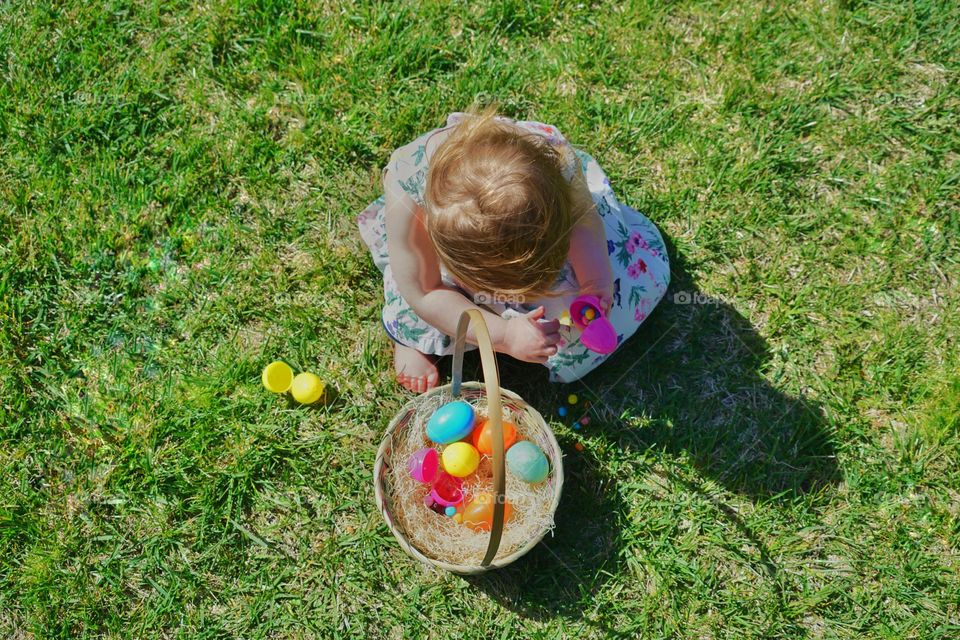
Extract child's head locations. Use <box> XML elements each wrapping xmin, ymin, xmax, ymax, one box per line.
<box><xmin>424</xmin><ymin>107</ymin><xmax>575</xmax><ymax>299</ymax></box>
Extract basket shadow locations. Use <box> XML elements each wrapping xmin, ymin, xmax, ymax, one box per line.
<box><xmin>461</xmin><ymin>444</ymin><xmax>627</xmax><ymax>622</ymax></box>
<box><xmin>491</xmin><ymin>235</ymin><xmax>841</xmax><ymax>501</ymax></box>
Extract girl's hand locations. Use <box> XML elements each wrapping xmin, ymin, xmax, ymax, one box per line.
<box><xmin>597</xmin><ymin>294</ymin><xmax>614</xmax><ymax>315</ymax></box>
<box><xmin>501</xmin><ymin>306</ymin><xmax>562</xmax><ymax>364</ymax></box>
<box><xmin>583</xmin><ymin>280</ymin><xmax>615</xmax><ymax>315</ymax></box>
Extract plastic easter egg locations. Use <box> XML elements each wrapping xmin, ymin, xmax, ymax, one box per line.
<box><xmin>426</xmin><ymin>401</ymin><xmax>476</xmax><ymax>444</ymax></box>
<box><xmin>471</xmin><ymin>419</ymin><xmax>518</xmax><ymax>455</ymax></box>
<box><xmin>569</xmin><ymin>295</ymin><xmax>617</xmax><ymax>354</ymax></box>
<box><xmin>567</xmin><ymin>394</ymin><xmax>578</xmax><ymax>405</ymax></box>
<box><xmin>290</xmin><ymin>372</ymin><xmax>324</xmax><ymax>404</ymax></box>
<box><xmin>558</xmin><ymin>406</ymin><xmax>568</xmax><ymax>417</ymax></box>
<box><xmin>580</xmin><ymin>316</ymin><xmax>617</xmax><ymax>354</ymax></box>
<box><xmin>506</xmin><ymin>440</ymin><xmax>550</xmax><ymax>483</ymax></box>
<box><xmin>262</xmin><ymin>361</ymin><xmax>294</xmax><ymax>393</ymax></box>
<box><xmin>407</xmin><ymin>447</ymin><xmax>439</xmax><ymax>483</ymax></box>
<box><xmin>429</xmin><ymin>472</ymin><xmax>464</xmax><ymax>507</ymax></box>
<box><xmin>463</xmin><ymin>492</ymin><xmax>513</xmax><ymax>532</ymax></box>
<box><xmin>442</xmin><ymin>442</ymin><xmax>480</xmax><ymax>477</ymax></box>
<box><xmin>570</xmin><ymin>295</ymin><xmax>602</xmax><ymax>328</ymax></box>
<box><xmin>444</xmin><ymin>506</ymin><xmax>456</xmax><ymax>517</ymax></box>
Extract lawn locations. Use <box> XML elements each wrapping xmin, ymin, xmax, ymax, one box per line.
<box><xmin>1</xmin><ymin>0</ymin><xmax>958</xmax><ymax>637</ymax></box>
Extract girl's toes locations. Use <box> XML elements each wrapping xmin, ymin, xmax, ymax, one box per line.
<box><xmin>394</xmin><ymin>343</ymin><xmax>440</xmax><ymax>394</ymax></box>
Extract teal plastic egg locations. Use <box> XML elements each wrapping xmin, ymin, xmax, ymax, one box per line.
<box><xmin>426</xmin><ymin>401</ymin><xmax>476</xmax><ymax>444</ymax></box>
<box><xmin>506</xmin><ymin>441</ymin><xmax>550</xmax><ymax>483</ymax></box>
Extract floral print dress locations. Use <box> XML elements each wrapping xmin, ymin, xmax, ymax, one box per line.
<box><xmin>357</xmin><ymin>113</ymin><xmax>670</xmax><ymax>383</ymax></box>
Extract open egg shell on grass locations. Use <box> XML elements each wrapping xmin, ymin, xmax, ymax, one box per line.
<box><xmin>290</xmin><ymin>372</ymin><xmax>324</xmax><ymax>404</ymax></box>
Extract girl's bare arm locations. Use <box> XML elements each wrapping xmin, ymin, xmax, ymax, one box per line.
<box><xmin>567</xmin><ymin>166</ymin><xmax>615</xmax><ymax>310</ymax></box>
<box><xmin>383</xmin><ymin>180</ymin><xmax>486</xmax><ymax>338</ymax></box>
<box><xmin>383</xmin><ymin>172</ymin><xmax>560</xmax><ymax>362</ymax></box>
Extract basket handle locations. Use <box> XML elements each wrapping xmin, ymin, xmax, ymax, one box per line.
<box><xmin>451</xmin><ymin>309</ymin><xmax>506</xmax><ymax>567</ymax></box>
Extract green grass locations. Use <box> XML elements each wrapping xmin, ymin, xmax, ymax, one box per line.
<box><xmin>1</xmin><ymin>0</ymin><xmax>959</xmax><ymax>637</ymax></box>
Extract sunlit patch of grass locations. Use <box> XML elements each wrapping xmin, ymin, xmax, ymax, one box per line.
<box><xmin>1</xmin><ymin>0</ymin><xmax>958</xmax><ymax>637</ymax></box>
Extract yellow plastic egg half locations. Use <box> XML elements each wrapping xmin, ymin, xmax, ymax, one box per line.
<box><xmin>441</xmin><ymin>442</ymin><xmax>480</xmax><ymax>478</ymax></box>
<box><xmin>290</xmin><ymin>372</ymin><xmax>325</xmax><ymax>404</ymax></box>
<box><xmin>261</xmin><ymin>361</ymin><xmax>293</xmax><ymax>393</ymax></box>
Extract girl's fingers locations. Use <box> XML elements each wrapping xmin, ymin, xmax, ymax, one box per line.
<box><xmin>538</xmin><ymin>318</ymin><xmax>560</xmax><ymax>333</ymax></box>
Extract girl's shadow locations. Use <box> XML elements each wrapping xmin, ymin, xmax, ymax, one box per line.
<box><xmin>451</xmin><ymin>235</ymin><xmax>840</xmax><ymax>619</ymax></box>
<box><xmin>461</xmin><ymin>444</ymin><xmax>628</xmax><ymax>623</ymax></box>
<box><xmin>495</xmin><ymin>236</ymin><xmax>841</xmax><ymax>499</ymax></box>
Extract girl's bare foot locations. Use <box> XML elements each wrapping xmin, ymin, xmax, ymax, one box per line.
<box><xmin>394</xmin><ymin>343</ymin><xmax>440</xmax><ymax>393</ymax></box>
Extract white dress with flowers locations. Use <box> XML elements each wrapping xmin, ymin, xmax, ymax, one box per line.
<box><xmin>357</xmin><ymin>113</ymin><xmax>670</xmax><ymax>383</ymax></box>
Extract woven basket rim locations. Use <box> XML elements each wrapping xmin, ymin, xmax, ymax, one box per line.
<box><xmin>373</xmin><ymin>381</ymin><xmax>564</xmax><ymax>574</ymax></box>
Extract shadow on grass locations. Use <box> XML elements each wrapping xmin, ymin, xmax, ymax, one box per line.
<box><xmin>495</xmin><ymin>236</ymin><xmax>841</xmax><ymax>500</ymax></box>
<box><xmin>461</xmin><ymin>446</ymin><xmax>626</xmax><ymax>625</ymax></box>
<box><xmin>452</xmin><ymin>235</ymin><xmax>840</xmax><ymax>621</ymax></box>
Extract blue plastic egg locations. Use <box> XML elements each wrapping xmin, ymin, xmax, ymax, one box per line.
<box><xmin>426</xmin><ymin>401</ymin><xmax>476</xmax><ymax>444</ymax></box>
<box><xmin>506</xmin><ymin>441</ymin><xmax>550</xmax><ymax>484</ymax></box>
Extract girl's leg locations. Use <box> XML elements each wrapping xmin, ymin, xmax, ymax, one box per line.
<box><xmin>393</xmin><ymin>343</ymin><xmax>439</xmax><ymax>393</ymax></box>
<box><xmin>382</xmin><ymin>264</ymin><xmax>460</xmax><ymax>393</ymax></box>
<box><xmin>359</xmin><ymin>196</ymin><xmax>453</xmax><ymax>393</ymax></box>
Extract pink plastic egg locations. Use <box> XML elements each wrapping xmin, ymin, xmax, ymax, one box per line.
<box><xmin>408</xmin><ymin>447</ymin><xmax>439</xmax><ymax>483</ymax></box>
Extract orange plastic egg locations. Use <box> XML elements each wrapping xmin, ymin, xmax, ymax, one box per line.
<box><xmin>471</xmin><ymin>419</ymin><xmax>518</xmax><ymax>456</ymax></box>
<box><xmin>462</xmin><ymin>492</ymin><xmax>512</xmax><ymax>532</ymax></box>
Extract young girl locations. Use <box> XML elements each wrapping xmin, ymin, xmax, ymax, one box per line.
<box><xmin>357</xmin><ymin>108</ymin><xmax>670</xmax><ymax>392</ymax></box>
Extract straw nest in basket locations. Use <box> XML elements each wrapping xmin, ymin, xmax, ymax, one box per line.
<box><xmin>376</xmin><ymin>383</ymin><xmax>563</xmax><ymax>568</ymax></box>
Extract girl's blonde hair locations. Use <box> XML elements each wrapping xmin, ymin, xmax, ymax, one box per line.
<box><xmin>424</xmin><ymin>106</ymin><xmax>575</xmax><ymax>299</ymax></box>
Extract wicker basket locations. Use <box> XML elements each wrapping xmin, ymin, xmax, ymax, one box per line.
<box><xmin>373</xmin><ymin>309</ymin><xmax>564</xmax><ymax>574</ymax></box>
